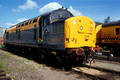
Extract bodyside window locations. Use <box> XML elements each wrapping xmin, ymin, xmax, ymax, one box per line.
<box><xmin>116</xmin><ymin>28</ymin><xmax>120</xmax><ymax>35</ymax></box>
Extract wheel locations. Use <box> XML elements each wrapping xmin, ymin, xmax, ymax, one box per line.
<box><xmin>64</xmin><ymin>55</ymin><xmax>72</xmax><ymax>70</ymax></box>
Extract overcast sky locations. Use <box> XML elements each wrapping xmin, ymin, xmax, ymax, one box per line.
<box><xmin>0</xmin><ymin>0</ymin><xmax>120</xmax><ymax>28</ymax></box>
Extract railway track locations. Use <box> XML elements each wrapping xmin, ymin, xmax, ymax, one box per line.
<box><xmin>0</xmin><ymin>70</ymin><xmax>11</xmax><ymax>80</ymax></box>
<box><xmin>72</xmin><ymin>65</ymin><xmax>120</xmax><ymax>80</ymax></box>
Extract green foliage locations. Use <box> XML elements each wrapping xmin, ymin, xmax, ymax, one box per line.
<box><xmin>0</xmin><ymin>62</ymin><xmax>3</xmax><ymax>70</ymax></box>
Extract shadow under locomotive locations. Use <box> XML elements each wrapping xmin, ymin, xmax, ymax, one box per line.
<box><xmin>2</xmin><ymin>46</ymin><xmax>82</xmax><ymax>70</ymax></box>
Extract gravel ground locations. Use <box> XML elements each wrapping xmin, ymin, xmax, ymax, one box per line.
<box><xmin>0</xmin><ymin>49</ymin><xmax>88</xmax><ymax>80</ymax></box>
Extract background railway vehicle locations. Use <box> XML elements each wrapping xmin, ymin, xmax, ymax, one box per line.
<box><xmin>0</xmin><ymin>37</ymin><xmax>3</xmax><ymax>48</ymax></box>
<box><xmin>3</xmin><ymin>8</ymin><xmax>96</xmax><ymax>68</ymax></box>
<box><xmin>96</xmin><ymin>20</ymin><xmax>120</xmax><ymax>57</ymax></box>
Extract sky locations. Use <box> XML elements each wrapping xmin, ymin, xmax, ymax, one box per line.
<box><xmin>0</xmin><ymin>0</ymin><xmax>120</xmax><ymax>29</ymax></box>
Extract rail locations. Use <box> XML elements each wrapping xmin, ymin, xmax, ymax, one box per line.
<box><xmin>72</xmin><ymin>65</ymin><xmax>120</xmax><ymax>80</ymax></box>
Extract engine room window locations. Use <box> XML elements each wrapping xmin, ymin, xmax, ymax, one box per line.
<box><xmin>17</xmin><ymin>25</ymin><xmax>20</xmax><ymax>28</ymax></box>
<box><xmin>25</xmin><ymin>22</ymin><xmax>28</xmax><ymax>25</ymax></box>
<box><xmin>116</xmin><ymin>28</ymin><xmax>120</xmax><ymax>35</ymax></box>
<box><xmin>52</xmin><ymin>25</ymin><xmax>57</xmax><ymax>34</ymax></box>
<box><xmin>33</xmin><ymin>19</ymin><xmax>37</xmax><ymax>23</ymax></box>
<box><xmin>29</xmin><ymin>21</ymin><xmax>32</xmax><ymax>24</ymax></box>
<box><xmin>21</xmin><ymin>24</ymin><xmax>24</xmax><ymax>27</ymax></box>
<box><xmin>59</xmin><ymin>23</ymin><xmax>64</xmax><ymax>34</ymax></box>
<box><xmin>52</xmin><ymin>23</ymin><xmax>64</xmax><ymax>34</ymax></box>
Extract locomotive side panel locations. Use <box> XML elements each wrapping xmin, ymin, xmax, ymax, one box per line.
<box><xmin>40</xmin><ymin>24</ymin><xmax>65</xmax><ymax>50</ymax></box>
<box><xmin>5</xmin><ymin>26</ymin><xmax>17</xmax><ymax>44</ymax></box>
<box><xmin>18</xmin><ymin>18</ymin><xmax>40</xmax><ymax>45</ymax></box>
<box><xmin>96</xmin><ymin>25</ymin><xmax>102</xmax><ymax>44</ymax></box>
<box><xmin>4</xmin><ymin>17</ymin><xmax>40</xmax><ymax>46</ymax></box>
<box><xmin>101</xmin><ymin>25</ymin><xmax>120</xmax><ymax>44</ymax></box>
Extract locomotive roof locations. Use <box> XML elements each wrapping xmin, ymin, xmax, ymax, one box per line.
<box><xmin>41</xmin><ymin>8</ymin><xmax>73</xmax><ymax>16</ymax></box>
<box><xmin>8</xmin><ymin>8</ymin><xmax>73</xmax><ymax>29</ymax></box>
<box><xmin>102</xmin><ymin>20</ymin><xmax>120</xmax><ymax>27</ymax></box>
<box><xmin>9</xmin><ymin>16</ymin><xmax>40</xmax><ymax>28</ymax></box>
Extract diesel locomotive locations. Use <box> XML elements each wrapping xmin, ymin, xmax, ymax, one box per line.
<box><xmin>4</xmin><ymin>8</ymin><xmax>96</xmax><ymax>67</ymax></box>
<box><xmin>96</xmin><ymin>21</ymin><xmax>120</xmax><ymax>57</ymax></box>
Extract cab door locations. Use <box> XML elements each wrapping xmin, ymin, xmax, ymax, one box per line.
<box><xmin>38</xmin><ymin>17</ymin><xmax>43</xmax><ymax>44</ymax></box>
<box><xmin>39</xmin><ymin>15</ymin><xmax>50</xmax><ymax>46</ymax></box>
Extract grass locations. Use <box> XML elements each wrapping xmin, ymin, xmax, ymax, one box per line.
<box><xmin>0</xmin><ymin>62</ymin><xmax>3</xmax><ymax>70</ymax></box>
<box><xmin>0</xmin><ymin>62</ymin><xmax>10</xmax><ymax>74</ymax></box>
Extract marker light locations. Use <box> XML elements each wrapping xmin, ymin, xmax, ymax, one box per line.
<box><xmin>90</xmin><ymin>27</ymin><xmax>92</xmax><ymax>31</ymax></box>
<box><xmin>87</xmin><ymin>36</ymin><xmax>89</xmax><ymax>39</ymax></box>
<box><xmin>80</xmin><ymin>26</ymin><xmax>83</xmax><ymax>30</ymax></box>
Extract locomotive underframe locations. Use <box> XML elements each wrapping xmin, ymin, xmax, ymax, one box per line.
<box><xmin>97</xmin><ymin>43</ymin><xmax>120</xmax><ymax>57</ymax></box>
<box><xmin>4</xmin><ymin>42</ymin><xmax>94</xmax><ymax>68</ymax></box>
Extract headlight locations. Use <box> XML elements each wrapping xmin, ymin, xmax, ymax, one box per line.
<box><xmin>80</xmin><ymin>26</ymin><xmax>83</xmax><ymax>30</ymax></box>
<box><xmin>90</xmin><ymin>27</ymin><xmax>92</xmax><ymax>31</ymax></box>
<box><xmin>87</xmin><ymin>36</ymin><xmax>89</xmax><ymax>39</ymax></box>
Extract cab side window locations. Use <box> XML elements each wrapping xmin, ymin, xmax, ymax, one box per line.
<box><xmin>43</xmin><ymin>16</ymin><xmax>49</xmax><ymax>26</ymax></box>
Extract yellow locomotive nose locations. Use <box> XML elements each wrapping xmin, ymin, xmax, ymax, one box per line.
<box><xmin>64</xmin><ymin>16</ymin><xmax>96</xmax><ymax>49</ymax></box>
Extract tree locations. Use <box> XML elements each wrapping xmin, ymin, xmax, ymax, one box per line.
<box><xmin>104</xmin><ymin>16</ymin><xmax>110</xmax><ymax>23</ymax></box>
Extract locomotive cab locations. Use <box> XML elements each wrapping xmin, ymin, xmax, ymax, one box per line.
<box><xmin>38</xmin><ymin>8</ymin><xmax>73</xmax><ymax>50</ymax></box>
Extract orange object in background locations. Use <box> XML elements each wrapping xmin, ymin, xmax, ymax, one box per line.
<box><xmin>0</xmin><ymin>37</ymin><xmax>3</xmax><ymax>44</ymax></box>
